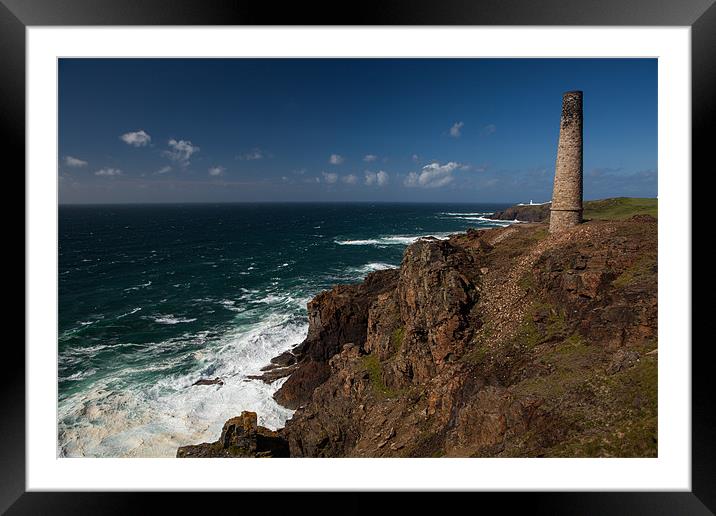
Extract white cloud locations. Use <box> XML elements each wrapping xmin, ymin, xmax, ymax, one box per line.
<box><xmin>364</xmin><ymin>170</ymin><xmax>389</xmax><ymax>186</ymax></box>
<box><xmin>404</xmin><ymin>162</ymin><xmax>460</xmax><ymax>188</ymax></box>
<box><xmin>208</xmin><ymin>166</ymin><xmax>225</xmax><ymax>176</ymax></box>
<box><xmin>239</xmin><ymin>149</ymin><xmax>264</xmax><ymax>160</ymax></box>
<box><xmin>95</xmin><ymin>168</ymin><xmax>122</xmax><ymax>177</ymax></box>
<box><xmin>155</xmin><ymin>166</ymin><xmax>172</xmax><ymax>175</ymax></box>
<box><xmin>329</xmin><ymin>154</ymin><xmax>344</xmax><ymax>165</ymax></box>
<box><xmin>120</xmin><ymin>130</ymin><xmax>151</xmax><ymax>147</ymax></box>
<box><xmin>449</xmin><ymin>121</ymin><xmax>464</xmax><ymax>138</ymax></box>
<box><xmin>64</xmin><ymin>156</ymin><xmax>88</xmax><ymax>167</ymax></box>
<box><xmin>322</xmin><ymin>172</ymin><xmax>338</xmax><ymax>184</ymax></box>
<box><xmin>481</xmin><ymin>124</ymin><xmax>497</xmax><ymax>136</ymax></box>
<box><xmin>342</xmin><ymin>174</ymin><xmax>358</xmax><ymax>185</ymax></box>
<box><xmin>164</xmin><ymin>139</ymin><xmax>199</xmax><ymax>165</ymax></box>
<box><xmin>363</xmin><ymin>154</ymin><xmax>378</xmax><ymax>162</ymax></box>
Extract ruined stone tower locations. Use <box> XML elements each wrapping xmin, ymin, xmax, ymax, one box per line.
<box><xmin>549</xmin><ymin>90</ymin><xmax>583</xmax><ymax>233</ymax></box>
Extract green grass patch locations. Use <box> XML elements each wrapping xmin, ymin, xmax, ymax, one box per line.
<box><xmin>462</xmin><ymin>324</ymin><xmax>495</xmax><ymax>366</ymax></box>
<box><xmin>489</xmin><ymin>225</ymin><xmax>550</xmax><ymax>262</ymax></box>
<box><xmin>604</xmin><ymin>353</ymin><xmax>658</xmax><ymax>414</ymax></box>
<box><xmin>531</xmin><ymin>226</ymin><xmax>549</xmax><ymax>241</ymax></box>
<box><xmin>461</xmin><ymin>303</ymin><xmax>567</xmax><ymax>372</ymax></box>
<box><xmin>462</xmin><ymin>344</ymin><xmax>489</xmax><ymax>366</ymax></box>
<box><xmin>361</xmin><ymin>353</ymin><xmax>401</xmax><ymax>399</ymax></box>
<box><xmin>519</xmin><ymin>302</ymin><xmax>567</xmax><ymax>349</ymax></box>
<box><xmin>390</xmin><ymin>327</ymin><xmax>405</xmax><ymax>355</ymax></box>
<box><xmin>518</xmin><ymin>270</ymin><xmax>537</xmax><ymax>292</ymax></box>
<box><xmin>512</xmin><ymin>365</ymin><xmax>575</xmax><ymax>399</ymax></box>
<box><xmin>612</xmin><ymin>254</ymin><xmax>657</xmax><ymax>289</ymax></box>
<box><xmin>540</xmin><ymin>332</ymin><xmax>596</xmax><ymax>369</ymax></box>
<box><xmin>583</xmin><ymin>197</ymin><xmax>658</xmax><ymax>220</ymax></box>
<box><xmin>548</xmin><ymin>356</ymin><xmax>657</xmax><ymax>457</ymax></box>
<box><xmin>512</xmin><ymin>330</ymin><xmax>597</xmax><ymax>399</ymax></box>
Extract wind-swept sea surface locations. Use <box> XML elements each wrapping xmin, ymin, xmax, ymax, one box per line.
<box><xmin>58</xmin><ymin>203</ymin><xmax>514</xmax><ymax>457</ymax></box>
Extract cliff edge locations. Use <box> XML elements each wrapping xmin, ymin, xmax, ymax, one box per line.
<box><xmin>178</xmin><ymin>211</ymin><xmax>657</xmax><ymax>458</ymax></box>
<box><xmin>489</xmin><ymin>197</ymin><xmax>658</xmax><ymax>223</ymax></box>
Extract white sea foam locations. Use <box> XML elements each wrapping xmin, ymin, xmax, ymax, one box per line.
<box><xmin>219</xmin><ymin>299</ymin><xmax>240</xmax><ymax>310</ymax></box>
<box><xmin>117</xmin><ymin>307</ymin><xmax>142</xmax><ymax>318</ymax></box>
<box><xmin>439</xmin><ymin>212</ymin><xmax>494</xmax><ymax>216</ymax></box>
<box><xmin>61</xmin><ymin>343</ymin><xmax>113</xmax><ymax>357</ymax></box>
<box><xmin>465</xmin><ymin>215</ymin><xmax>521</xmax><ymax>223</ymax></box>
<box><xmin>357</xmin><ymin>262</ymin><xmax>397</xmax><ymax>273</ymax></box>
<box><xmin>57</xmin><ymin>320</ymin><xmax>98</xmax><ymax>340</ymax></box>
<box><xmin>151</xmin><ymin>315</ymin><xmax>198</xmax><ymax>325</ymax></box>
<box><xmin>335</xmin><ymin>238</ymin><xmax>382</xmax><ymax>246</ymax></box>
<box><xmin>57</xmin><ymin>307</ymin><xmax>307</xmax><ymax>458</ymax></box>
<box><xmin>64</xmin><ymin>368</ymin><xmax>99</xmax><ymax>381</ymax></box>
<box><xmin>437</xmin><ymin>212</ymin><xmax>523</xmax><ymax>226</ymax></box>
<box><xmin>123</xmin><ymin>280</ymin><xmax>153</xmax><ymax>292</ymax></box>
<box><xmin>335</xmin><ymin>233</ymin><xmax>453</xmax><ymax>247</ymax></box>
<box><xmin>255</xmin><ymin>294</ymin><xmax>285</xmax><ymax>304</ymax></box>
<box><xmin>332</xmin><ymin>262</ymin><xmax>399</xmax><ymax>281</ymax></box>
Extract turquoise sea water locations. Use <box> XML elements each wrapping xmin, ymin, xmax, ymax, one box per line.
<box><xmin>58</xmin><ymin>203</ymin><xmax>513</xmax><ymax>457</ymax></box>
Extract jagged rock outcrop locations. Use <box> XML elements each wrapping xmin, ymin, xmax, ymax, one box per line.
<box><xmin>180</xmin><ymin>213</ymin><xmax>658</xmax><ymax>458</ymax></box>
<box><xmin>176</xmin><ymin>411</ymin><xmax>289</xmax><ymax>458</ymax></box>
<box><xmin>272</xmin><ymin>269</ymin><xmax>399</xmax><ymax>409</ymax></box>
<box><xmin>192</xmin><ymin>377</ymin><xmax>224</xmax><ymax>386</ymax></box>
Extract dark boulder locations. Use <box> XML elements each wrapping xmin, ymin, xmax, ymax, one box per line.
<box><xmin>192</xmin><ymin>377</ymin><xmax>224</xmax><ymax>386</ymax></box>
<box><xmin>177</xmin><ymin>411</ymin><xmax>289</xmax><ymax>458</ymax></box>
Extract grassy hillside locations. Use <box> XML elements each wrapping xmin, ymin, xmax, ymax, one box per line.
<box><xmin>583</xmin><ymin>197</ymin><xmax>658</xmax><ymax>220</ymax></box>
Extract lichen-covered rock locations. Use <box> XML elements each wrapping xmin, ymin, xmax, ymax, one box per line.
<box><xmin>396</xmin><ymin>239</ymin><xmax>481</xmax><ymax>375</ymax></box>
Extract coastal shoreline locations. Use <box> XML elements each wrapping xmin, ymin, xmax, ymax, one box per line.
<box><xmin>178</xmin><ymin>198</ymin><xmax>658</xmax><ymax>458</ymax></box>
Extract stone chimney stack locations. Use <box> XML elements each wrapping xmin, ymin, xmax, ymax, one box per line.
<box><xmin>549</xmin><ymin>90</ymin><xmax>583</xmax><ymax>233</ymax></box>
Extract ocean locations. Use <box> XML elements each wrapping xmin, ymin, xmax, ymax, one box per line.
<box><xmin>58</xmin><ymin>203</ymin><xmax>513</xmax><ymax>457</ymax></box>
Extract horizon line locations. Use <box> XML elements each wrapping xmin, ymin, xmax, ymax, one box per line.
<box><xmin>57</xmin><ymin>195</ymin><xmax>656</xmax><ymax>207</ymax></box>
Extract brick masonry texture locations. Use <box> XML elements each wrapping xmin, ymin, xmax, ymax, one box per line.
<box><xmin>550</xmin><ymin>91</ymin><xmax>583</xmax><ymax>233</ymax></box>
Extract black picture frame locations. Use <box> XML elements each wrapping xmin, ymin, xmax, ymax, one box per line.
<box><xmin>4</xmin><ymin>0</ymin><xmax>710</xmax><ymax>513</ymax></box>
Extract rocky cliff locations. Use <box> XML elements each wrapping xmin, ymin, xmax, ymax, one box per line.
<box><xmin>489</xmin><ymin>197</ymin><xmax>659</xmax><ymax>223</ymax></box>
<box><xmin>178</xmin><ymin>214</ymin><xmax>658</xmax><ymax>458</ymax></box>
<box><xmin>489</xmin><ymin>203</ymin><xmax>552</xmax><ymax>222</ymax></box>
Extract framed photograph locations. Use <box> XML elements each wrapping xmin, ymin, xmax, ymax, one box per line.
<box><xmin>5</xmin><ymin>0</ymin><xmax>710</xmax><ymax>512</ymax></box>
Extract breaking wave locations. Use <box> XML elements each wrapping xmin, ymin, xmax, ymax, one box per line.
<box><xmin>335</xmin><ymin>233</ymin><xmax>453</xmax><ymax>247</ymax></box>
<box><xmin>58</xmin><ymin>295</ymin><xmax>308</xmax><ymax>458</ymax></box>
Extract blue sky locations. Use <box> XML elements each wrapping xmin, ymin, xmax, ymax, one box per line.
<box><xmin>58</xmin><ymin>58</ymin><xmax>657</xmax><ymax>204</ymax></box>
